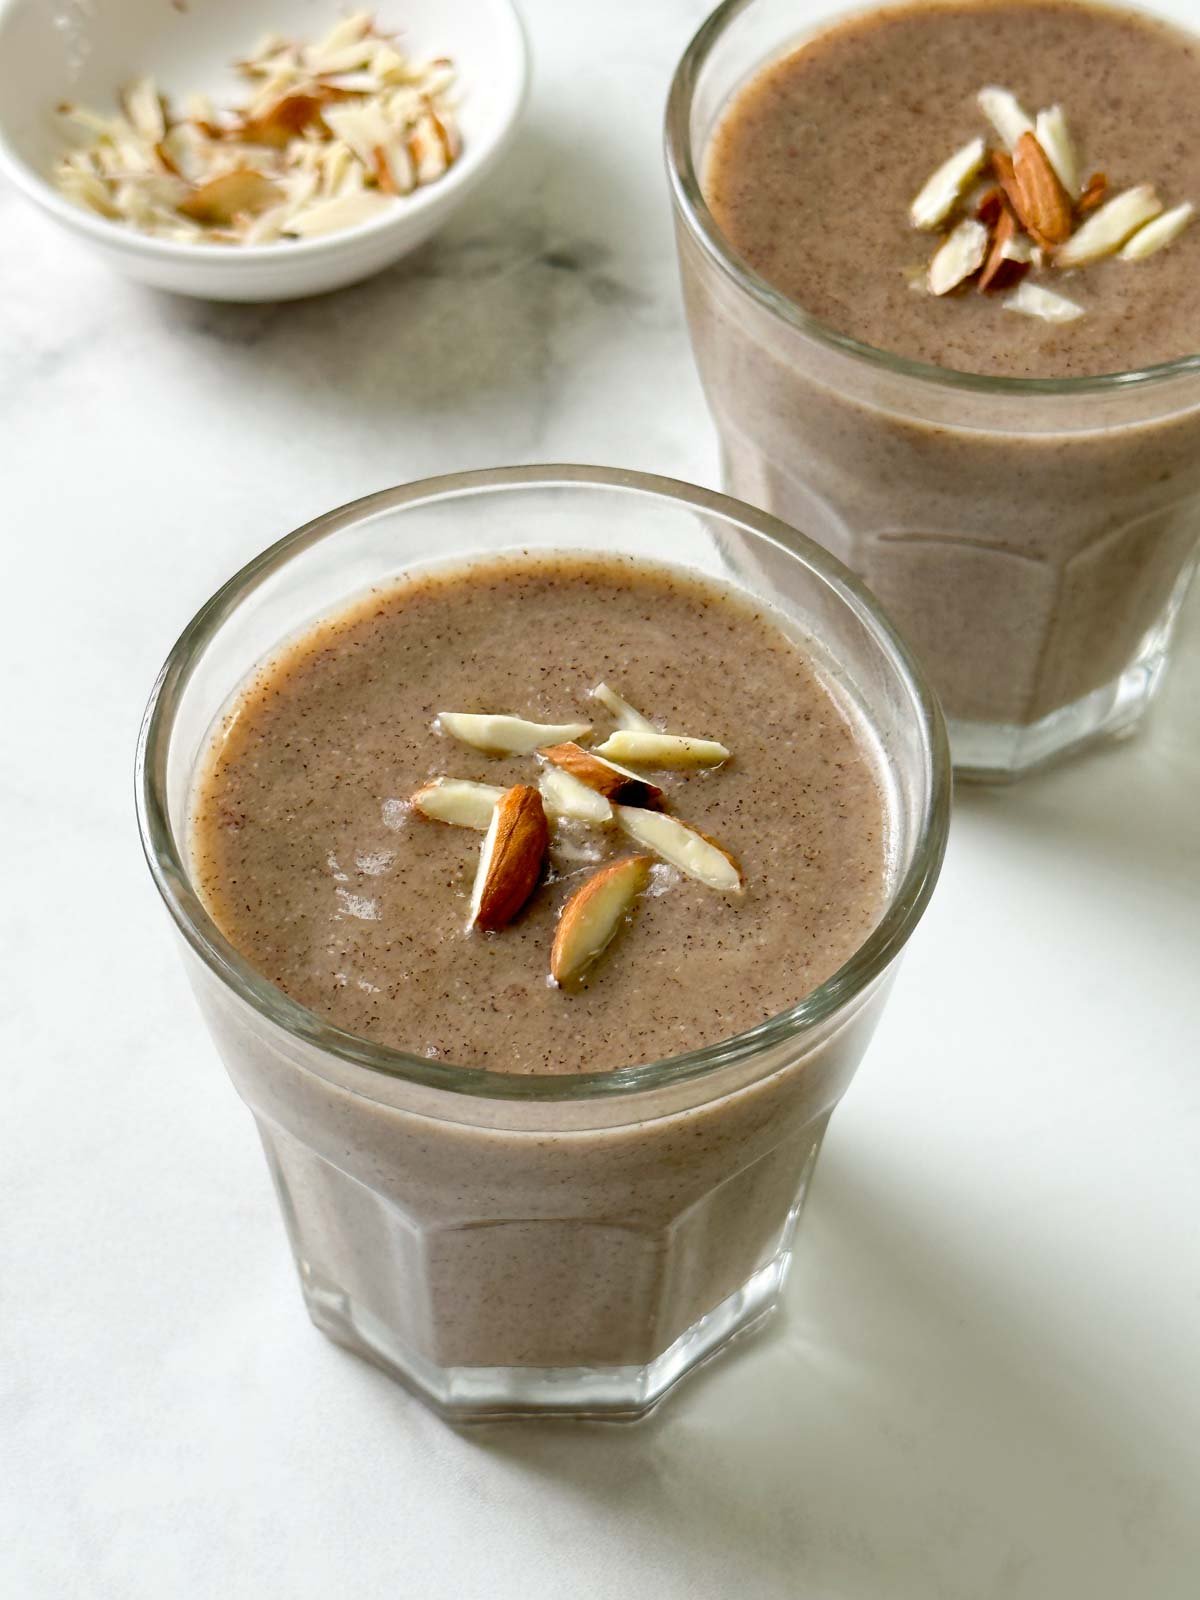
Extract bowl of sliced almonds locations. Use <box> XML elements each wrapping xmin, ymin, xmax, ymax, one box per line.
<box><xmin>0</xmin><ymin>0</ymin><xmax>527</xmax><ymax>300</ymax></box>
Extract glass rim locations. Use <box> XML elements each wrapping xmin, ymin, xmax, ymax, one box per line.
<box><xmin>135</xmin><ymin>464</ymin><xmax>951</xmax><ymax>1104</ymax></box>
<box><xmin>664</xmin><ymin>0</ymin><xmax>1200</xmax><ymax>399</ymax></box>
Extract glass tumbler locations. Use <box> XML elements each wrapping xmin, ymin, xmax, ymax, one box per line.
<box><xmin>667</xmin><ymin>0</ymin><xmax>1200</xmax><ymax>780</ymax></box>
<box><xmin>137</xmin><ymin>466</ymin><xmax>949</xmax><ymax>1421</ymax></box>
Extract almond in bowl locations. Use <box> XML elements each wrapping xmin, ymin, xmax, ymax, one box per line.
<box><xmin>0</xmin><ymin>0</ymin><xmax>528</xmax><ymax>300</ymax></box>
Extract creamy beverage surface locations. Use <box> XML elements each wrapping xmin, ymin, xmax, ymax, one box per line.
<box><xmin>191</xmin><ymin>554</ymin><xmax>887</xmax><ymax>1074</ymax></box>
<box><xmin>705</xmin><ymin>0</ymin><xmax>1200</xmax><ymax>378</ymax></box>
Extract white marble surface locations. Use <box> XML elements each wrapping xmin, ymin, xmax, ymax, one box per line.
<box><xmin>3</xmin><ymin>2</ymin><xmax>1199</xmax><ymax>1595</ymax></box>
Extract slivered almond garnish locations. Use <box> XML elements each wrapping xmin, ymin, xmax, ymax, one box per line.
<box><xmin>537</xmin><ymin>764</ymin><xmax>614</xmax><ymax>825</ymax></box>
<box><xmin>614</xmin><ymin>806</ymin><xmax>743</xmax><ymax>893</ymax></box>
<box><xmin>468</xmin><ymin>786</ymin><xmax>548</xmax><ymax>932</ymax></box>
<box><xmin>411</xmin><ymin>778</ymin><xmax>503</xmax><ymax>830</ymax></box>
<box><xmin>927</xmin><ymin>218</ymin><xmax>988</xmax><ymax>295</ymax></box>
<box><xmin>540</xmin><ymin>742</ymin><xmax>663</xmax><ymax>807</ymax></box>
<box><xmin>1034</xmin><ymin>106</ymin><xmax>1079</xmax><ymax>198</ymax></box>
<box><xmin>1055</xmin><ymin>184</ymin><xmax>1162</xmax><ymax>267</ymax></box>
<box><xmin>976</xmin><ymin>186</ymin><xmax>1006</xmax><ymax>228</ymax></box>
<box><xmin>909</xmin><ymin>137</ymin><xmax>987</xmax><ymax>231</ymax></box>
<box><xmin>1004</xmin><ymin>280</ymin><xmax>1085</xmax><ymax>322</ymax></box>
<box><xmin>1118</xmin><ymin>201</ymin><xmax>1195</xmax><ymax>260</ymax></box>
<box><xmin>977</xmin><ymin>86</ymin><xmax>1034</xmax><ymax>150</ymax></box>
<box><xmin>51</xmin><ymin>19</ymin><xmax>461</xmax><ymax>245</ymax></box>
<box><xmin>550</xmin><ymin>856</ymin><xmax>652</xmax><ymax>986</ymax></box>
<box><xmin>1011</xmin><ymin>132</ymin><xmax>1073</xmax><ymax>247</ymax></box>
<box><xmin>177</xmin><ymin>168</ymin><xmax>282</xmax><ymax>223</ymax></box>
<box><xmin>594</xmin><ymin>731</ymin><xmax>731</xmax><ymax>770</ymax></box>
<box><xmin>978</xmin><ymin>204</ymin><xmax>1031</xmax><ymax>293</ymax></box>
<box><xmin>1076</xmin><ymin>172</ymin><xmax>1108</xmax><ymax>215</ymax></box>
<box><xmin>438</xmin><ymin>712</ymin><xmax>592</xmax><ymax>756</ymax></box>
<box><xmin>591</xmin><ymin>681</ymin><xmax>656</xmax><ymax>733</ymax></box>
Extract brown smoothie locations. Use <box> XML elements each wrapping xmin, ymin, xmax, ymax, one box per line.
<box><xmin>678</xmin><ymin>0</ymin><xmax>1200</xmax><ymax>751</ymax></box>
<box><xmin>186</xmin><ymin>553</ymin><xmax>894</xmax><ymax>1379</ymax></box>
<box><xmin>192</xmin><ymin>553</ymin><xmax>886</xmax><ymax>1072</ymax></box>
<box><xmin>706</xmin><ymin>0</ymin><xmax>1200</xmax><ymax>380</ymax></box>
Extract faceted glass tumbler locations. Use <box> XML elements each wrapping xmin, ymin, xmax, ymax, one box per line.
<box><xmin>137</xmin><ymin>466</ymin><xmax>949</xmax><ymax>1421</ymax></box>
<box><xmin>666</xmin><ymin>0</ymin><xmax>1200</xmax><ymax>781</ymax></box>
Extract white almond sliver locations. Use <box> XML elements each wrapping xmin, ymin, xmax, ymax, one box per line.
<box><xmin>977</xmin><ymin>86</ymin><xmax>1035</xmax><ymax>150</ymax></box>
<box><xmin>1118</xmin><ymin>201</ymin><xmax>1195</xmax><ymax>261</ymax></box>
<box><xmin>123</xmin><ymin>77</ymin><xmax>165</xmax><ymax>143</ymax></box>
<box><xmin>591</xmin><ymin>682</ymin><xmax>655</xmax><ymax>732</ymax></box>
<box><xmin>909</xmin><ymin>137</ymin><xmax>987</xmax><ymax>230</ymax></box>
<box><xmin>538</xmin><ymin>766</ymin><xmax>613</xmax><ymax>825</ymax></box>
<box><xmin>411</xmin><ymin>778</ymin><xmax>504</xmax><ymax>830</ymax></box>
<box><xmin>594</xmin><ymin>731</ymin><xmax>730</xmax><ymax>769</ymax></box>
<box><xmin>615</xmin><ymin>806</ymin><xmax>743</xmax><ymax>893</ymax></box>
<box><xmin>436</xmin><ymin>712</ymin><xmax>592</xmax><ymax>755</ymax></box>
<box><xmin>1055</xmin><ymin>185</ymin><xmax>1162</xmax><ymax>268</ymax></box>
<box><xmin>1034</xmin><ymin>106</ymin><xmax>1079</xmax><ymax>198</ymax></box>
<box><xmin>322</xmin><ymin>102</ymin><xmax>394</xmax><ymax>167</ymax></box>
<box><xmin>927</xmin><ymin>218</ymin><xmax>989</xmax><ymax>295</ymax></box>
<box><xmin>282</xmin><ymin>191</ymin><xmax>393</xmax><ymax>237</ymax></box>
<box><xmin>1004</xmin><ymin>281</ymin><xmax>1086</xmax><ymax>323</ymax></box>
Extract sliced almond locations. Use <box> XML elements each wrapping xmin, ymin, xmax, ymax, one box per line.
<box><xmin>927</xmin><ymin>218</ymin><xmax>989</xmax><ymax>295</ymax></box>
<box><xmin>537</xmin><ymin>764</ymin><xmax>613</xmax><ymax>825</ymax></box>
<box><xmin>238</xmin><ymin>92</ymin><xmax>327</xmax><ymax>147</ymax></box>
<box><xmin>468</xmin><ymin>786</ymin><xmax>548</xmax><ymax>931</ymax></box>
<box><xmin>1055</xmin><ymin>184</ymin><xmax>1162</xmax><ymax>267</ymax></box>
<box><xmin>978</xmin><ymin>204</ymin><xmax>1031</xmax><ymax>293</ymax></box>
<box><xmin>1034</xmin><ymin>106</ymin><xmax>1079</xmax><ymax>198</ymax></box>
<box><xmin>1118</xmin><ymin>201</ymin><xmax>1194</xmax><ymax>261</ymax></box>
<box><xmin>550</xmin><ymin>856</ymin><xmax>652</xmax><ymax>986</ymax></box>
<box><xmin>593</xmin><ymin>731</ymin><xmax>730</xmax><ymax>770</ymax></box>
<box><xmin>178</xmin><ymin>168</ymin><xmax>282</xmax><ymax>223</ymax></box>
<box><xmin>976</xmin><ymin>186</ymin><xmax>1006</xmax><ymax>228</ymax></box>
<box><xmin>1076</xmin><ymin>172</ymin><xmax>1108</xmax><ymax>216</ymax></box>
<box><xmin>540</xmin><ymin>742</ymin><xmax>663</xmax><ymax>808</ymax></box>
<box><xmin>438</xmin><ymin>712</ymin><xmax>592</xmax><ymax>756</ymax></box>
<box><xmin>1004</xmin><ymin>280</ymin><xmax>1085</xmax><ymax>323</ymax></box>
<box><xmin>909</xmin><ymin>137</ymin><xmax>987</xmax><ymax>231</ymax></box>
<box><xmin>591</xmin><ymin>681</ymin><xmax>655</xmax><ymax>733</ymax></box>
<box><xmin>614</xmin><ymin>806</ymin><xmax>743</xmax><ymax>893</ymax></box>
<box><xmin>283</xmin><ymin>190</ymin><xmax>396</xmax><ymax>236</ymax></box>
<box><xmin>1011</xmin><ymin>132</ymin><xmax>1072</xmax><ymax>247</ymax></box>
<box><xmin>411</xmin><ymin>778</ymin><xmax>503</xmax><ymax>830</ymax></box>
<box><xmin>977</xmin><ymin>86</ymin><xmax>1034</xmax><ymax>151</ymax></box>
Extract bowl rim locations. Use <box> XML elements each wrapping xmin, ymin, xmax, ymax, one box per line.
<box><xmin>0</xmin><ymin>0</ymin><xmax>529</xmax><ymax>265</ymax></box>
<box><xmin>135</xmin><ymin>463</ymin><xmax>952</xmax><ymax>1104</ymax></box>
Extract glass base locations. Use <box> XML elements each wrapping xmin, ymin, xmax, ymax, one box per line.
<box><xmin>300</xmin><ymin>1239</ymin><xmax>795</xmax><ymax>1424</ymax></box>
<box><xmin>950</xmin><ymin>588</ymin><xmax>1183</xmax><ymax>781</ymax></box>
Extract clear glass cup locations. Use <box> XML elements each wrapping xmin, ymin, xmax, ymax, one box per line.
<box><xmin>136</xmin><ymin>466</ymin><xmax>949</xmax><ymax>1422</ymax></box>
<box><xmin>666</xmin><ymin>0</ymin><xmax>1200</xmax><ymax>781</ymax></box>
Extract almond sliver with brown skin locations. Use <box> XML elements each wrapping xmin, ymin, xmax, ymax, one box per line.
<box><xmin>591</xmin><ymin>682</ymin><xmax>655</xmax><ymax>732</ymax></box>
<box><xmin>909</xmin><ymin>136</ymin><xmax>987</xmax><ymax>230</ymax></box>
<box><xmin>538</xmin><ymin>764</ymin><xmax>613</xmax><ymax>825</ymax></box>
<box><xmin>1055</xmin><ymin>184</ymin><xmax>1162</xmax><ymax>267</ymax></box>
<box><xmin>411</xmin><ymin>778</ymin><xmax>503</xmax><ymax>830</ymax></box>
<box><xmin>927</xmin><ymin>218</ymin><xmax>988</xmax><ymax>295</ymax></box>
<box><xmin>614</xmin><ymin>806</ymin><xmax>743</xmax><ymax>893</ymax></box>
<box><xmin>977</xmin><ymin>86</ymin><xmax>1034</xmax><ymax>150</ymax></box>
<box><xmin>1118</xmin><ymin>201</ymin><xmax>1194</xmax><ymax>260</ymax></box>
<box><xmin>1004</xmin><ymin>280</ymin><xmax>1085</xmax><ymax>322</ymax></box>
<box><xmin>1012</xmin><ymin>132</ymin><xmax>1072</xmax><ymax>246</ymax></box>
<box><xmin>540</xmin><ymin>742</ymin><xmax>663</xmax><ymax>807</ymax></box>
<box><xmin>594</xmin><ymin>731</ymin><xmax>730</xmax><ymax>769</ymax></box>
<box><xmin>550</xmin><ymin>856</ymin><xmax>653</xmax><ymax>986</ymax></box>
<box><xmin>178</xmin><ymin>168</ymin><xmax>282</xmax><ymax>222</ymax></box>
<box><xmin>468</xmin><ymin>785</ymin><xmax>548</xmax><ymax>931</ymax></box>
<box><xmin>437</xmin><ymin>712</ymin><xmax>592</xmax><ymax>755</ymax></box>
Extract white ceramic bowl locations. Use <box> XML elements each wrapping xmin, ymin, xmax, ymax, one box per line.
<box><xmin>0</xmin><ymin>0</ymin><xmax>527</xmax><ymax>301</ymax></box>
